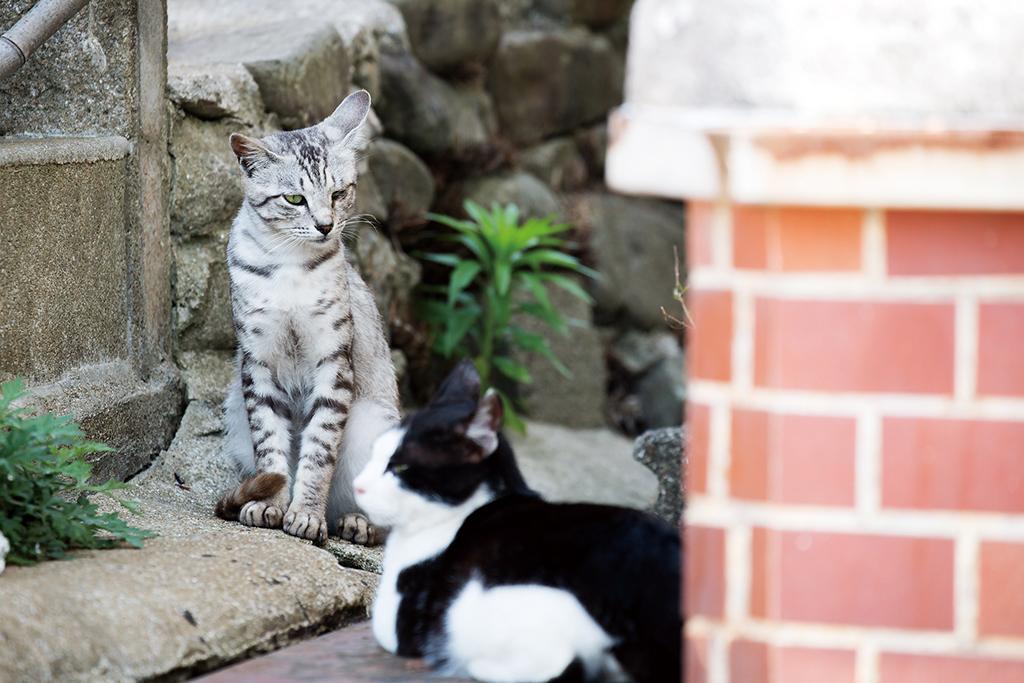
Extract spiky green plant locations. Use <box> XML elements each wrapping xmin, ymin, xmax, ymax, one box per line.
<box><xmin>416</xmin><ymin>201</ymin><xmax>597</xmax><ymax>430</ymax></box>
<box><xmin>0</xmin><ymin>379</ymin><xmax>153</xmax><ymax>565</ymax></box>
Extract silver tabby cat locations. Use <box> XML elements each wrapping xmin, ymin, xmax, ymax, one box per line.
<box><xmin>217</xmin><ymin>90</ymin><xmax>399</xmax><ymax>546</ymax></box>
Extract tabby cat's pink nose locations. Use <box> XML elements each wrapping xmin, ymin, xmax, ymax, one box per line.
<box><xmin>315</xmin><ymin>223</ymin><xmax>333</xmax><ymax>235</ymax></box>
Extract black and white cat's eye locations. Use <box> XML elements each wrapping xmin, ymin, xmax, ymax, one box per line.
<box><xmin>389</xmin><ymin>464</ymin><xmax>409</xmax><ymax>475</ymax></box>
<box><xmin>283</xmin><ymin>194</ymin><xmax>306</xmax><ymax>205</ymax></box>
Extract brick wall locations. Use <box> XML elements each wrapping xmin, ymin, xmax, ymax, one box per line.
<box><xmin>685</xmin><ymin>202</ymin><xmax>1024</xmax><ymax>682</ymax></box>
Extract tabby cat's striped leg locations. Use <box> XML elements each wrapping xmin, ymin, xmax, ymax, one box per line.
<box><xmin>284</xmin><ymin>350</ymin><xmax>354</xmax><ymax>544</ymax></box>
<box><xmin>239</xmin><ymin>352</ymin><xmax>293</xmax><ymax>528</ymax></box>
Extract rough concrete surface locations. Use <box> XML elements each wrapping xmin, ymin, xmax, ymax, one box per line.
<box><xmin>0</xmin><ymin>156</ymin><xmax>130</xmax><ymax>382</ymax></box>
<box><xmin>512</xmin><ymin>421</ymin><xmax>659</xmax><ymax>509</ymax></box>
<box><xmin>632</xmin><ymin>427</ymin><xmax>683</xmax><ymax>525</ymax></box>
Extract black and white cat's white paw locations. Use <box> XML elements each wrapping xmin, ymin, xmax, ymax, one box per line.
<box><xmin>283</xmin><ymin>506</ymin><xmax>329</xmax><ymax>545</ymax></box>
<box><xmin>337</xmin><ymin>512</ymin><xmax>384</xmax><ymax>546</ymax></box>
<box><xmin>239</xmin><ymin>500</ymin><xmax>285</xmax><ymax>529</ymax></box>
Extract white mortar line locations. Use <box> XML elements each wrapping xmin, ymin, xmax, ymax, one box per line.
<box><xmin>707</xmin><ymin>402</ymin><xmax>732</xmax><ymax>499</ymax></box>
<box><xmin>689</xmin><ymin>380</ymin><xmax>1024</xmax><ymax>420</ymax></box>
<box><xmin>710</xmin><ymin>199</ymin><xmax>732</xmax><ymax>271</ymax></box>
<box><xmin>690</xmin><ymin>269</ymin><xmax>1024</xmax><ymax>300</ymax></box>
<box><xmin>725</xmin><ymin>525</ymin><xmax>752</xmax><ymax>623</ymax></box>
<box><xmin>856</xmin><ymin>643</ymin><xmax>880</xmax><ymax>683</ymax></box>
<box><xmin>955</xmin><ymin>533</ymin><xmax>981</xmax><ymax>642</ymax></box>
<box><xmin>862</xmin><ymin>208</ymin><xmax>887</xmax><ymax>282</ymax></box>
<box><xmin>708</xmin><ymin>627</ymin><xmax>729</xmax><ymax>683</ymax></box>
<box><xmin>686</xmin><ymin>617</ymin><xmax>1024</xmax><ymax>659</ymax></box>
<box><xmin>732</xmin><ymin>288</ymin><xmax>755</xmax><ymax>391</ymax></box>
<box><xmin>954</xmin><ymin>295</ymin><xmax>979</xmax><ymax>403</ymax></box>
<box><xmin>855</xmin><ymin>411</ymin><xmax>882</xmax><ymax>513</ymax></box>
<box><xmin>685</xmin><ymin>498</ymin><xmax>1024</xmax><ymax>541</ymax></box>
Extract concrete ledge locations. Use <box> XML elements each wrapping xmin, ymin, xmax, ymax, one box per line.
<box><xmin>0</xmin><ymin>476</ymin><xmax>377</xmax><ymax>682</ymax></box>
<box><xmin>607</xmin><ymin>105</ymin><xmax>1024</xmax><ymax>210</ymax></box>
<box><xmin>0</xmin><ymin>135</ymin><xmax>131</xmax><ymax>166</ymax></box>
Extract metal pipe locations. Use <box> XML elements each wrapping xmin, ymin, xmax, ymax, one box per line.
<box><xmin>0</xmin><ymin>0</ymin><xmax>91</xmax><ymax>81</ymax></box>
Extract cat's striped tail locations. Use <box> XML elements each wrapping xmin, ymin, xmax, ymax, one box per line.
<box><xmin>214</xmin><ymin>472</ymin><xmax>287</xmax><ymax>520</ymax></box>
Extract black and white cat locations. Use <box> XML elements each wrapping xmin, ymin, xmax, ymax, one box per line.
<box><xmin>353</xmin><ymin>361</ymin><xmax>681</xmax><ymax>683</ymax></box>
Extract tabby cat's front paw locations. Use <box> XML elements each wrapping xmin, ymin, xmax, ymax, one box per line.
<box><xmin>284</xmin><ymin>507</ymin><xmax>329</xmax><ymax>546</ymax></box>
<box><xmin>338</xmin><ymin>512</ymin><xmax>384</xmax><ymax>546</ymax></box>
<box><xmin>239</xmin><ymin>500</ymin><xmax>284</xmax><ymax>529</ymax></box>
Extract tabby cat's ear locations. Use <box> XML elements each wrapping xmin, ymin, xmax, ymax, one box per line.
<box><xmin>229</xmin><ymin>133</ymin><xmax>279</xmax><ymax>176</ymax></box>
<box><xmin>466</xmin><ymin>389</ymin><xmax>503</xmax><ymax>458</ymax></box>
<box><xmin>321</xmin><ymin>89</ymin><xmax>371</xmax><ymax>147</ymax></box>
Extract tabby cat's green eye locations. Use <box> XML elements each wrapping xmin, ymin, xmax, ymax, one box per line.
<box><xmin>283</xmin><ymin>194</ymin><xmax>305</xmax><ymax>205</ymax></box>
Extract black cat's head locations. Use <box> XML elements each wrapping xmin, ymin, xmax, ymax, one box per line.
<box><xmin>353</xmin><ymin>361</ymin><xmax>505</xmax><ymax>528</ymax></box>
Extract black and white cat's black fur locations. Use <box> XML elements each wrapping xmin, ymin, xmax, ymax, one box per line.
<box><xmin>353</xmin><ymin>361</ymin><xmax>681</xmax><ymax>683</ymax></box>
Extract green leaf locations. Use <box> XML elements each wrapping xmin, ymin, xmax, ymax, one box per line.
<box><xmin>493</xmin><ymin>356</ymin><xmax>532</xmax><ymax>384</ymax></box>
<box><xmin>537</xmin><ymin>273</ymin><xmax>594</xmax><ymax>305</ymax></box>
<box><xmin>448</xmin><ymin>260</ymin><xmax>481</xmax><ymax>306</ymax></box>
<box><xmin>510</xmin><ymin>326</ymin><xmax>572</xmax><ymax>378</ymax></box>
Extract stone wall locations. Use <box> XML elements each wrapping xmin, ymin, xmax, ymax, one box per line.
<box><xmin>0</xmin><ymin>0</ymin><xmax>182</xmax><ymax>480</ymax></box>
<box><xmin>166</xmin><ymin>0</ymin><xmax>684</xmax><ymax>431</ymax></box>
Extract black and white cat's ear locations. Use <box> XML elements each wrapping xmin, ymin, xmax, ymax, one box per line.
<box><xmin>465</xmin><ymin>388</ymin><xmax>503</xmax><ymax>458</ymax></box>
<box><xmin>432</xmin><ymin>360</ymin><xmax>481</xmax><ymax>407</ymax></box>
<box><xmin>229</xmin><ymin>133</ymin><xmax>279</xmax><ymax>176</ymax></box>
<box><xmin>321</xmin><ymin>90</ymin><xmax>371</xmax><ymax>148</ymax></box>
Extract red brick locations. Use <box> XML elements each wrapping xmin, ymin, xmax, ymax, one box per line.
<box><xmin>730</xmin><ymin>409</ymin><xmax>856</xmax><ymax>506</ymax></box>
<box><xmin>686</xmin><ymin>635</ymin><xmax>709</xmax><ymax>683</ymax></box>
<box><xmin>979</xmin><ymin>541</ymin><xmax>1024</xmax><ymax>637</ymax></box>
<box><xmin>686</xmin><ymin>402</ymin><xmax>710</xmax><ymax>494</ymax></box>
<box><xmin>882</xmin><ymin>418</ymin><xmax>1024</xmax><ymax>513</ymax></box>
<box><xmin>730</xmin><ymin>640</ymin><xmax>856</xmax><ymax>683</ymax></box>
<box><xmin>880</xmin><ymin>653</ymin><xmax>1024</xmax><ymax>683</ymax></box>
<box><xmin>688</xmin><ymin>201</ymin><xmax>714</xmax><ymax>268</ymax></box>
<box><xmin>733</xmin><ymin>206</ymin><xmax>862</xmax><ymax>272</ymax></box>
<box><xmin>750</xmin><ymin>529</ymin><xmax>954</xmax><ymax>629</ymax></box>
<box><xmin>688</xmin><ymin>289</ymin><xmax>733</xmax><ymax>381</ymax></box>
<box><xmin>887</xmin><ymin>210</ymin><xmax>1024</xmax><ymax>275</ymax></box>
<box><xmin>978</xmin><ymin>303</ymin><xmax>1024</xmax><ymax>396</ymax></box>
<box><xmin>754</xmin><ymin>298</ymin><xmax>955</xmax><ymax>393</ymax></box>
<box><xmin>685</xmin><ymin>525</ymin><xmax>726</xmax><ymax>619</ymax></box>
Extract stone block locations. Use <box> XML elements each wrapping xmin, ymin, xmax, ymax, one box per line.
<box><xmin>442</xmin><ymin>171</ymin><xmax>560</xmax><ymax>218</ymax></box>
<box><xmin>173</xmin><ymin>234</ymin><xmax>236</xmax><ymax>352</ymax></box>
<box><xmin>519</xmin><ymin>137</ymin><xmax>589</xmax><ymax>191</ymax></box>
<box><xmin>633</xmin><ymin>427</ymin><xmax>683</xmax><ymax>525</ymax></box>
<box><xmin>169</xmin><ymin>24</ymin><xmax>351</xmax><ymax>130</ymax></box>
<box><xmin>368</xmin><ymin>138</ymin><xmax>435</xmax><ymax>230</ymax></box>
<box><xmin>572</xmin><ymin>192</ymin><xmax>683</xmax><ymax>329</ymax></box>
<box><xmin>390</xmin><ymin>0</ymin><xmax>502</xmax><ymax>72</ymax></box>
<box><xmin>489</xmin><ymin>28</ymin><xmax>623</xmax><ymax>145</ymax></box>
<box><xmin>167</xmin><ymin>62</ymin><xmax>266</xmax><ymax>123</ymax></box>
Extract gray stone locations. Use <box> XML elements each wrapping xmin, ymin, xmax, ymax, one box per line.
<box><xmin>168</xmin><ymin>62</ymin><xmax>267</xmax><ymax>122</ymax></box>
<box><xmin>378</xmin><ymin>49</ymin><xmax>494</xmax><ymax>158</ymax></box>
<box><xmin>348</xmin><ymin>226</ymin><xmax>422</xmax><ymax>327</ymax></box>
<box><xmin>574</xmin><ymin>123</ymin><xmax>609</xmax><ymax>178</ymax></box>
<box><xmin>169</xmin><ymin>116</ymin><xmax>249</xmax><ymax>237</ymax></box>
<box><xmin>368</xmin><ymin>139</ymin><xmax>435</xmax><ymax>230</ymax></box>
<box><xmin>511</xmin><ymin>421</ymin><xmax>658</xmax><ymax>509</ymax></box>
<box><xmin>634</xmin><ymin>336</ymin><xmax>685</xmax><ymax>430</ymax></box>
<box><xmin>390</xmin><ymin>0</ymin><xmax>502</xmax><ymax>73</ymax></box>
<box><xmin>489</xmin><ymin>28</ymin><xmax>624</xmax><ymax>144</ymax></box>
<box><xmin>20</xmin><ymin>361</ymin><xmax>184</xmax><ymax>482</ymax></box>
<box><xmin>178</xmin><ymin>350</ymin><xmax>236</xmax><ymax>405</ymax></box>
<box><xmin>632</xmin><ymin>427</ymin><xmax>683</xmax><ymax>525</ymax></box>
<box><xmin>355</xmin><ymin>157</ymin><xmax>389</xmax><ymax>223</ymax></box>
<box><xmin>513</xmin><ymin>279</ymin><xmax>607</xmax><ymax>429</ymax></box>
<box><xmin>445</xmin><ymin>171</ymin><xmax>560</xmax><ymax>218</ymax></box>
<box><xmin>519</xmin><ymin>137</ymin><xmax>589</xmax><ymax>192</ymax></box>
<box><xmin>170</xmin><ymin>24</ymin><xmax>351</xmax><ymax>130</ymax></box>
<box><xmin>173</xmin><ymin>234</ymin><xmax>236</xmax><ymax>352</ymax></box>
<box><xmin>537</xmin><ymin>0</ymin><xmax>634</xmax><ymax>28</ymax></box>
<box><xmin>572</xmin><ymin>193</ymin><xmax>683</xmax><ymax>329</ymax></box>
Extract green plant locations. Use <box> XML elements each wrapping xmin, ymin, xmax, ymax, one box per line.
<box><xmin>417</xmin><ymin>201</ymin><xmax>598</xmax><ymax>430</ymax></box>
<box><xmin>0</xmin><ymin>379</ymin><xmax>153</xmax><ymax>566</ymax></box>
